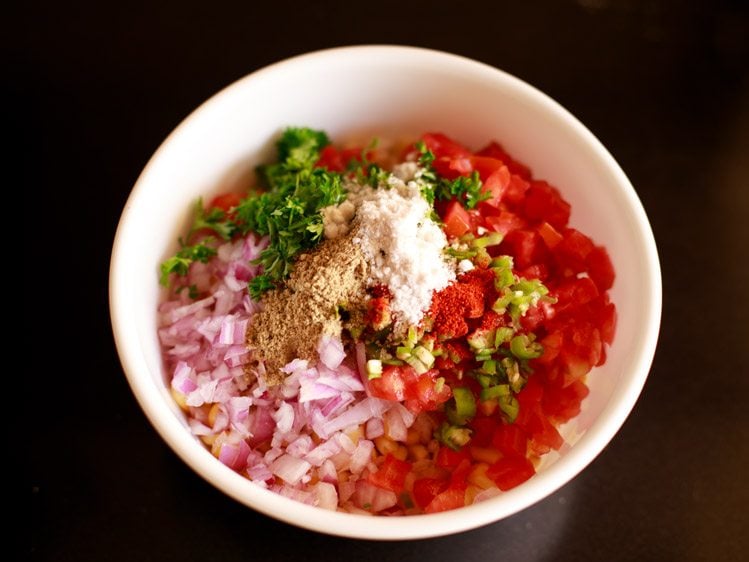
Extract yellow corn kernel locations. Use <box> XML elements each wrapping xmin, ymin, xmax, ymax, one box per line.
<box><xmin>374</xmin><ymin>435</ymin><xmax>399</xmax><ymax>456</ymax></box>
<box><xmin>470</xmin><ymin>446</ymin><xmax>501</xmax><ymax>464</ymax></box>
<box><xmin>207</xmin><ymin>403</ymin><xmax>221</xmax><ymax>427</ymax></box>
<box><xmin>345</xmin><ymin>424</ymin><xmax>364</xmax><ymax>445</ymax></box>
<box><xmin>465</xmin><ymin>485</ymin><xmax>482</xmax><ymax>505</ymax></box>
<box><xmin>405</xmin><ymin>428</ymin><xmax>421</xmax><ymax>445</ymax></box>
<box><xmin>391</xmin><ymin>445</ymin><xmax>409</xmax><ymax>461</ymax></box>
<box><xmin>408</xmin><ymin>444</ymin><xmax>429</xmax><ymax>461</ymax></box>
<box><xmin>200</xmin><ymin>434</ymin><xmax>217</xmax><ymax>447</ymax></box>
<box><xmin>467</xmin><ymin>463</ymin><xmax>495</xmax><ymax>489</ymax></box>
<box><xmin>210</xmin><ymin>432</ymin><xmax>229</xmax><ymax>457</ymax></box>
<box><xmin>170</xmin><ymin>388</ymin><xmax>188</xmax><ymax>411</ymax></box>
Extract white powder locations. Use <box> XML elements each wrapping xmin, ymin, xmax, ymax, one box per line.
<box><xmin>352</xmin><ymin>185</ymin><xmax>455</xmax><ymax>329</ymax></box>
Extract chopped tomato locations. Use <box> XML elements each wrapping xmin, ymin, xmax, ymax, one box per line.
<box><xmin>469</xmin><ymin>156</ymin><xmax>506</xmax><ymax>181</ymax></box>
<box><xmin>499</xmin><ymin>229</ymin><xmax>547</xmax><ymax>269</ymax></box>
<box><xmin>368</xmin><ymin>454</ymin><xmax>411</xmax><ymax>493</ymax></box>
<box><xmin>468</xmin><ymin>416</ymin><xmax>498</xmax><ymax>447</ymax></box>
<box><xmin>526</xmin><ymin>406</ymin><xmax>564</xmax><ymax>453</ymax></box>
<box><xmin>315</xmin><ymin>145</ymin><xmax>344</xmax><ymax>171</ymax></box>
<box><xmin>423</xmin><ymin>487</ymin><xmax>466</xmax><ymax>514</ymax></box>
<box><xmin>536</xmin><ymin>221</ymin><xmax>564</xmax><ymax>249</ymax></box>
<box><xmin>586</xmin><ymin>245</ymin><xmax>616</xmax><ymax>291</ymax></box>
<box><xmin>486</xmin><ymin>456</ymin><xmax>535</xmax><ymax>491</ymax></box>
<box><xmin>475</xmin><ymin>141</ymin><xmax>532</xmax><ymax>179</ymax></box>
<box><xmin>485</xmin><ymin>210</ymin><xmax>526</xmax><ymax>236</ymax></box>
<box><xmin>413</xmin><ymin>478</ymin><xmax>449</xmax><ymax>509</ymax></box>
<box><xmin>435</xmin><ymin>445</ymin><xmax>471</xmax><ymax>469</ymax></box>
<box><xmin>523</xmin><ymin>181</ymin><xmax>571</xmax><ymax>229</ymax></box>
<box><xmin>433</xmin><ymin>156</ymin><xmax>472</xmax><ymax>179</ymax></box>
<box><xmin>478</xmin><ymin>165</ymin><xmax>511</xmax><ymax>208</ymax></box>
<box><xmin>503</xmin><ymin>174</ymin><xmax>531</xmax><ymax>206</ymax></box>
<box><xmin>209</xmin><ymin>193</ymin><xmax>242</xmax><ymax>212</ymax></box>
<box><xmin>542</xmin><ymin>380</ymin><xmax>589</xmax><ymax>423</ymax></box>
<box><xmin>491</xmin><ymin>423</ymin><xmax>528</xmax><ymax>459</ymax></box>
<box><xmin>555</xmin><ymin>228</ymin><xmax>595</xmax><ymax>273</ymax></box>
<box><xmin>441</xmin><ymin>200</ymin><xmax>472</xmax><ymax>238</ymax></box>
<box><xmin>422</xmin><ymin>132</ymin><xmax>472</xmax><ymax>159</ymax></box>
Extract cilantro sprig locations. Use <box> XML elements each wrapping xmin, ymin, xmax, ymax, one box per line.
<box><xmin>160</xmin><ymin>236</ymin><xmax>217</xmax><ymax>286</ymax></box>
<box><xmin>159</xmin><ymin>127</ymin><xmax>346</xmax><ymax>300</ymax></box>
<box><xmin>415</xmin><ymin>141</ymin><xmax>489</xmax><ymax>209</ymax></box>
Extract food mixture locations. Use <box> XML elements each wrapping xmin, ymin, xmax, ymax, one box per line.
<box><xmin>158</xmin><ymin>128</ymin><xmax>617</xmax><ymax>515</ymax></box>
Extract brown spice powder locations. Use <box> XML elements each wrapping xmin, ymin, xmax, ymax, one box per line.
<box><xmin>245</xmin><ymin>234</ymin><xmax>368</xmax><ymax>385</ymax></box>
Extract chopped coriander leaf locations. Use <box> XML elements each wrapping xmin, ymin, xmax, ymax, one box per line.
<box><xmin>275</xmin><ymin>127</ymin><xmax>330</xmax><ymax>170</ymax></box>
<box><xmin>190</xmin><ymin>199</ymin><xmax>234</xmax><ymax>240</ymax></box>
<box><xmin>159</xmin><ymin>238</ymin><xmax>217</xmax><ymax>286</ymax></box>
<box><xmin>416</xmin><ymin>140</ymin><xmax>435</xmax><ymax>166</ymax></box>
<box><xmin>248</xmin><ymin>275</ymin><xmax>276</xmax><ymax>300</ymax></box>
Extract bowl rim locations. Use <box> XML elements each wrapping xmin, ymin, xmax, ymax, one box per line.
<box><xmin>109</xmin><ymin>44</ymin><xmax>662</xmax><ymax>540</ymax></box>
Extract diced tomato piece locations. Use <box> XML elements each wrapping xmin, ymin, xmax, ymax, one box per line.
<box><xmin>523</xmin><ymin>181</ymin><xmax>571</xmax><ymax>229</ymax></box>
<box><xmin>543</xmin><ymin>380</ymin><xmax>589</xmax><ymax>423</ymax></box>
<box><xmin>515</xmin><ymin>377</ymin><xmax>544</xmax><ymax>429</ymax></box>
<box><xmin>433</xmin><ymin>156</ymin><xmax>473</xmax><ymax>179</ymax></box>
<box><xmin>535</xmin><ymin>331</ymin><xmax>563</xmax><ymax>365</ymax></box>
<box><xmin>503</xmin><ymin>174</ymin><xmax>531</xmax><ymax>206</ymax></box>
<box><xmin>368</xmin><ymin>454</ymin><xmax>411</xmax><ymax>493</ymax></box>
<box><xmin>597</xmin><ymin>301</ymin><xmax>617</xmax><ymax>345</ymax></box>
<box><xmin>441</xmin><ymin>200</ymin><xmax>473</xmax><ymax>238</ymax></box>
<box><xmin>553</xmin><ymin>277</ymin><xmax>600</xmax><ymax>316</ymax></box>
<box><xmin>517</xmin><ymin>263</ymin><xmax>549</xmax><ymax>282</ymax></box>
<box><xmin>526</xmin><ymin>408</ymin><xmax>564</xmax><ymax>453</ymax></box>
<box><xmin>555</xmin><ymin>229</ymin><xmax>595</xmax><ymax>273</ymax></box>
<box><xmin>476</xmin><ymin>141</ymin><xmax>532</xmax><ymax>179</ymax></box>
<box><xmin>449</xmin><ymin>459</ymin><xmax>473</xmax><ymax>488</ymax></box>
<box><xmin>558</xmin><ymin>322</ymin><xmax>602</xmax><ymax>385</ymax></box>
<box><xmin>485</xmin><ymin>210</ymin><xmax>526</xmax><ymax>236</ymax></box>
<box><xmin>486</xmin><ymin>456</ymin><xmax>535</xmax><ymax>491</ymax></box>
<box><xmin>586</xmin><ymin>245</ymin><xmax>616</xmax><ymax>291</ymax></box>
<box><xmin>499</xmin><ymin>229</ymin><xmax>546</xmax><ymax>269</ymax></box>
<box><xmin>519</xmin><ymin>302</ymin><xmax>547</xmax><ymax>331</ymax></box>
<box><xmin>209</xmin><ymin>192</ymin><xmax>242</xmax><ymax>212</ymax></box>
<box><xmin>423</xmin><ymin>487</ymin><xmax>466</xmax><ymax>513</ymax></box>
<box><xmin>368</xmin><ymin>365</ymin><xmax>408</xmax><ymax>402</ymax></box>
<box><xmin>436</xmin><ymin>445</ymin><xmax>472</xmax><ymax>469</ymax></box>
<box><xmin>422</xmin><ymin>132</ymin><xmax>472</xmax><ymax>159</ymax></box>
<box><xmin>491</xmin><ymin>423</ymin><xmax>528</xmax><ymax>459</ymax></box>
<box><xmin>469</xmin><ymin>416</ymin><xmax>498</xmax><ymax>447</ymax></box>
<box><xmin>409</xmin><ymin>371</ymin><xmax>452</xmax><ymax>412</ymax></box>
<box><xmin>469</xmin><ymin>156</ymin><xmax>506</xmax><ymax>181</ymax></box>
<box><xmin>477</xmin><ymin>165</ymin><xmax>511</xmax><ymax>208</ymax></box>
<box><xmin>536</xmin><ymin>221</ymin><xmax>564</xmax><ymax>250</ymax></box>
<box><xmin>412</xmin><ymin>478</ymin><xmax>449</xmax><ymax>509</ymax></box>
<box><xmin>315</xmin><ymin>145</ymin><xmax>344</xmax><ymax>171</ymax></box>
<box><xmin>340</xmin><ymin>146</ymin><xmax>367</xmax><ymax>165</ymax></box>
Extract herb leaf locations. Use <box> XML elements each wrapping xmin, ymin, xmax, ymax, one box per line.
<box><xmin>159</xmin><ymin>238</ymin><xmax>217</xmax><ymax>286</ymax></box>
<box><xmin>235</xmin><ymin>127</ymin><xmax>346</xmax><ymax>298</ymax></box>
<box><xmin>416</xmin><ymin>142</ymin><xmax>489</xmax><ymax>209</ymax></box>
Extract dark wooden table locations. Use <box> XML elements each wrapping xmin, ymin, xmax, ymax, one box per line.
<box><xmin>22</xmin><ymin>1</ymin><xmax>748</xmax><ymax>560</ymax></box>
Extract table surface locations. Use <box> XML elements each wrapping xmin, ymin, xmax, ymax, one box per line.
<box><xmin>21</xmin><ymin>1</ymin><xmax>749</xmax><ymax>560</ymax></box>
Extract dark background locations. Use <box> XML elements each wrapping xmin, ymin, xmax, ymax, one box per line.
<box><xmin>20</xmin><ymin>0</ymin><xmax>748</xmax><ymax>560</ymax></box>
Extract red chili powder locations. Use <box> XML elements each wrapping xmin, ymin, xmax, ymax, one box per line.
<box><xmin>429</xmin><ymin>268</ymin><xmax>495</xmax><ymax>338</ymax></box>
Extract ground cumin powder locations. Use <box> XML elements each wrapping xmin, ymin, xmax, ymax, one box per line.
<box><xmin>245</xmin><ymin>234</ymin><xmax>368</xmax><ymax>384</ymax></box>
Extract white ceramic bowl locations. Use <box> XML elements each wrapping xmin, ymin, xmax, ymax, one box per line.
<box><xmin>110</xmin><ymin>45</ymin><xmax>661</xmax><ymax>540</ymax></box>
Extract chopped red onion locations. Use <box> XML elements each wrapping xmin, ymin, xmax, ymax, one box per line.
<box><xmin>270</xmin><ymin>454</ymin><xmax>312</xmax><ymax>485</ymax></box>
<box><xmin>313</xmin><ymin>482</ymin><xmax>338</xmax><ymax>511</ymax></box>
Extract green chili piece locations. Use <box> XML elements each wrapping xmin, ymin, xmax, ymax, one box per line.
<box><xmin>510</xmin><ymin>334</ymin><xmax>543</xmax><ymax>359</ymax></box>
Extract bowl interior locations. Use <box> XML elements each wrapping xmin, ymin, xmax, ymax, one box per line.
<box><xmin>110</xmin><ymin>46</ymin><xmax>660</xmax><ymax>539</ymax></box>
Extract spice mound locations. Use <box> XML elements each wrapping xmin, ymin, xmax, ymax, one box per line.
<box><xmin>246</xmin><ymin>234</ymin><xmax>368</xmax><ymax>384</ymax></box>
